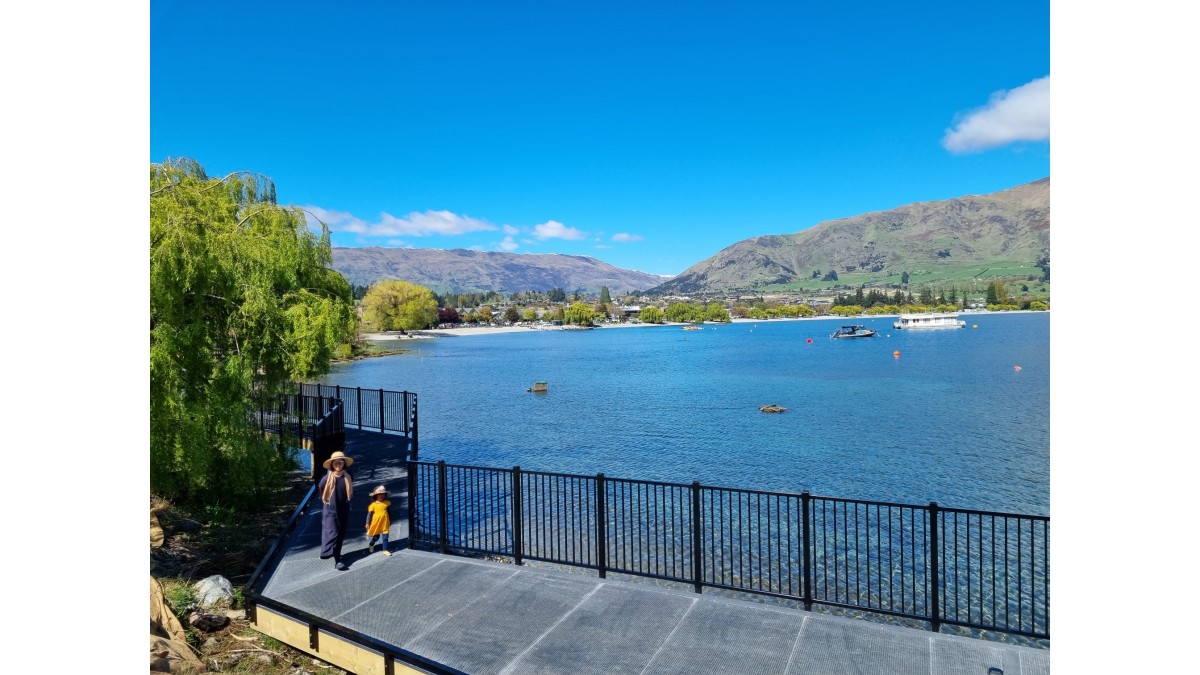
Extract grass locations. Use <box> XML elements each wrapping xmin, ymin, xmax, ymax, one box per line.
<box><xmin>151</xmin><ymin>472</ymin><xmax>345</xmax><ymax>674</ymax></box>
<box><xmin>750</xmin><ymin>263</ymin><xmax>1050</xmax><ymax>300</ymax></box>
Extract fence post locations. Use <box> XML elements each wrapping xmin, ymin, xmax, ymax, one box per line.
<box><xmin>356</xmin><ymin>386</ymin><xmax>362</xmax><ymax>430</ymax></box>
<box><xmin>407</xmin><ymin>460</ymin><xmax>419</xmax><ymax>546</ymax></box>
<box><xmin>596</xmin><ymin>473</ymin><xmax>607</xmax><ymax>579</ymax></box>
<box><xmin>438</xmin><ymin>461</ymin><xmax>448</xmax><ymax>554</ymax></box>
<box><xmin>928</xmin><ymin>501</ymin><xmax>941</xmax><ymax>633</ymax></box>
<box><xmin>512</xmin><ymin>466</ymin><xmax>523</xmax><ymax>565</ymax></box>
<box><xmin>801</xmin><ymin>491</ymin><xmax>813</xmax><ymax>611</ymax></box>
<box><xmin>692</xmin><ymin>481</ymin><xmax>703</xmax><ymax>594</ymax></box>
<box><xmin>379</xmin><ymin>388</ymin><xmax>385</xmax><ymax>433</ymax></box>
<box><xmin>410</xmin><ymin>394</ymin><xmax>419</xmax><ymax>461</ymax></box>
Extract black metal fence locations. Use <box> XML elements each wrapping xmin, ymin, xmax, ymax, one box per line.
<box><xmin>408</xmin><ymin>461</ymin><xmax>1049</xmax><ymax>640</ymax></box>
<box><xmin>255</xmin><ymin>392</ymin><xmax>346</xmax><ymax>478</ymax></box>
<box><xmin>294</xmin><ymin>383</ymin><xmax>419</xmax><ymax>459</ymax></box>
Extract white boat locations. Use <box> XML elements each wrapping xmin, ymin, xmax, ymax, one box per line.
<box><xmin>892</xmin><ymin>313</ymin><xmax>966</xmax><ymax>330</ymax></box>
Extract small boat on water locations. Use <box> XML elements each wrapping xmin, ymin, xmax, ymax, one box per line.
<box><xmin>892</xmin><ymin>313</ymin><xmax>966</xmax><ymax>330</ymax></box>
<box><xmin>682</xmin><ymin>325</ymin><xmax>703</xmax><ymax>331</ymax></box>
<box><xmin>830</xmin><ymin>325</ymin><xmax>876</xmax><ymax>339</ymax></box>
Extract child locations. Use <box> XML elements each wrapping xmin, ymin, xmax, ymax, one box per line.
<box><xmin>365</xmin><ymin>485</ymin><xmax>392</xmax><ymax>556</ymax></box>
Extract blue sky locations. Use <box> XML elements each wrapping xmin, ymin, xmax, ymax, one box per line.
<box><xmin>151</xmin><ymin>1</ymin><xmax>1049</xmax><ymax>277</ymax></box>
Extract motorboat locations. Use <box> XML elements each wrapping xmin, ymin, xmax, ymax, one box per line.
<box><xmin>892</xmin><ymin>313</ymin><xmax>966</xmax><ymax>330</ymax></box>
<box><xmin>830</xmin><ymin>325</ymin><xmax>876</xmax><ymax>338</ymax></box>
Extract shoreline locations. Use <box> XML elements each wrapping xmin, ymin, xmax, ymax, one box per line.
<box><xmin>361</xmin><ymin>310</ymin><xmax>1046</xmax><ymax>341</ymax></box>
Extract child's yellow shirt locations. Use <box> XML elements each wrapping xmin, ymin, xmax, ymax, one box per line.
<box><xmin>366</xmin><ymin>499</ymin><xmax>391</xmax><ymax>536</ymax></box>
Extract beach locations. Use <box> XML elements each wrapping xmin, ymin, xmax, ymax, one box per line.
<box><xmin>359</xmin><ymin>310</ymin><xmax>1041</xmax><ymax>341</ymax></box>
<box><xmin>361</xmin><ymin>322</ymin><xmax>660</xmax><ymax>340</ymax></box>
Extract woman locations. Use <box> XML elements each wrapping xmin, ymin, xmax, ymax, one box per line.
<box><xmin>318</xmin><ymin>450</ymin><xmax>354</xmax><ymax>570</ymax></box>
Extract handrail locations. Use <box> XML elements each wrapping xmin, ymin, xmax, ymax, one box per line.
<box><xmin>246</xmin><ymin>482</ymin><xmax>318</xmax><ymax>597</ymax></box>
<box><xmin>407</xmin><ymin>459</ymin><xmax>1050</xmax><ymax>641</ymax></box>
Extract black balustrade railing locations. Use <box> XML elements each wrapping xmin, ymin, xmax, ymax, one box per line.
<box><xmin>256</xmin><ymin>392</ymin><xmax>340</xmax><ymax>440</ymax></box>
<box><xmin>407</xmin><ymin>460</ymin><xmax>1049</xmax><ymax>640</ymax></box>
<box><xmin>294</xmin><ymin>383</ymin><xmax>419</xmax><ymax>459</ymax></box>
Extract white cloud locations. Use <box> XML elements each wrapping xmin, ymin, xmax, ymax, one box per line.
<box><xmin>942</xmin><ymin>76</ymin><xmax>1050</xmax><ymax>154</ymax></box>
<box><xmin>304</xmin><ymin>206</ymin><xmax>368</xmax><ymax>234</ymax></box>
<box><xmin>375</xmin><ymin>210</ymin><xmax>497</xmax><ymax>237</ymax></box>
<box><xmin>503</xmin><ymin>224</ymin><xmax>520</xmax><ymax>235</ymax></box>
<box><xmin>305</xmin><ymin>207</ymin><xmax>496</xmax><ymax>237</ymax></box>
<box><xmin>612</xmin><ymin>233</ymin><xmax>644</xmax><ymax>242</ymax></box>
<box><xmin>533</xmin><ymin>220</ymin><xmax>586</xmax><ymax>240</ymax></box>
<box><xmin>384</xmin><ymin>239</ymin><xmax>412</xmax><ymax>247</ymax></box>
<box><xmin>499</xmin><ymin>235</ymin><xmax>519</xmax><ymax>251</ymax></box>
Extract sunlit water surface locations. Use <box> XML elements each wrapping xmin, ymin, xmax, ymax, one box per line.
<box><xmin>321</xmin><ymin>313</ymin><xmax>1049</xmax><ymax>514</ymax></box>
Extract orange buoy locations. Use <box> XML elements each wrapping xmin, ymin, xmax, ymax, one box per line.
<box><xmin>893</xmin><ymin>350</ymin><xmax>901</xmax><ymax>357</ymax></box>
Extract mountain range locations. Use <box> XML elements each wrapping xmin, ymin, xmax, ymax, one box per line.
<box><xmin>331</xmin><ymin>178</ymin><xmax>1049</xmax><ymax>296</ymax></box>
<box><xmin>654</xmin><ymin>178</ymin><xmax>1049</xmax><ymax>294</ymax></box>
<box><xmin>331</xmin><ymin>248</ymin><xmax>667</xmax><ymax>295</ymax></box>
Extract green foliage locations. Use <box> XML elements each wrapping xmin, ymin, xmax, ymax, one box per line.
<box><xmin>477</xmin><ymin>305</ymin><xmax>495</xmax><ymax>324</ymax></box>
<box><xmin>362</xmin><ymin>279</ymin><xmax>439</xmax><ymax>331</ymax></box>
<box><xmin>640</xmin><ymin>305</ymin><xmax>663</xmax><ymax>323</ymax></box>
<box><xmin>1036</xmin><ymin>250</ymin><xmax>1050</xmax><ymax>281</ymax></box>
<box><xmin>747</xmin><ymin>303</ymin><xmax>815</xmax><ymax>319</ymax></box>
<box><xmin>1029</xmin><ymin>300</ymin><xmax>1049</xmax><ymax>311</ymax></box>
<box><xmin>564</xmin><ymin>301</ymin><xmax>597</xmax><ymax>325</ymax></box>
<box><xmin>664</xmin><ymin>302</ymin><xmax>705</xmax><ymax>323</ymax></box>
<box><xmin>150</xmin><ymin>158</ymin><xmax>355</xmax><ymax>507</ymax></box>
<box><xmin>504</xmin><ymin>306</ymin><xmax>521</xmax><ymax>323</ymax></box>
<box><xmin>704</xmin><ymin>302</ymin><xmax>730</xmax><ymax>322</ymax></box>
<box><xmin>523</xmin><ymin>307</ymin><xmax>538</xmax><ymax>321</ymax></box>
<box><xmin>829</xmin><ymin>304</ymin><xmax>863</xmax><ymax>316</ymax></box>
<box><xmin>986</xmin><ymin>281</ymin><xmax>1010</xmax><ymax>305</ymax></box>
<box><xmin>201</xmin><ymin>502</ymin><xmax>239</xmax><ymax>528</ymax></box>
<box><xmin>599</xmin><ymin>286</ymin><xmax>611</xmax><ymax>304</ymax></box>
<box><xmin>164</xmin><ymin>580</ymin><xmax>198</xmax><ymax>616</ymax></box>
<box><xmin>987</xmin><ymin>303</ymin><xmax>1022</xmax><ymax>311</ymax></box>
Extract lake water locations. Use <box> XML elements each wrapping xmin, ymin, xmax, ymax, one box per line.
<box><xmin>320</xmin><ymin>313</ymin><xmax>1049</xmax><ymax>515</ymax></box>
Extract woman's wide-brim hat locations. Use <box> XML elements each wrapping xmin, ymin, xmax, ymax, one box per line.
<box><xmin>322</xmin><ymin>451</ymin><xmax>354</xmax><ymax>469</ymax></box>
<box><xmin>370</xmin><ymin>485</ymin><xmax>387</xmax><ymax>497</ymax></box>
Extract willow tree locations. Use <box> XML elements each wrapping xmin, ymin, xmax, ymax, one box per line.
<box><xmin>361</xmin><ymin>279</ymin><xmax>438</xmax><ymax>332</ymax></box>
<box><xmin>150</xmin><ymin>158</ymin><xmax>356</xmax><ymax>507</ymax></box>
